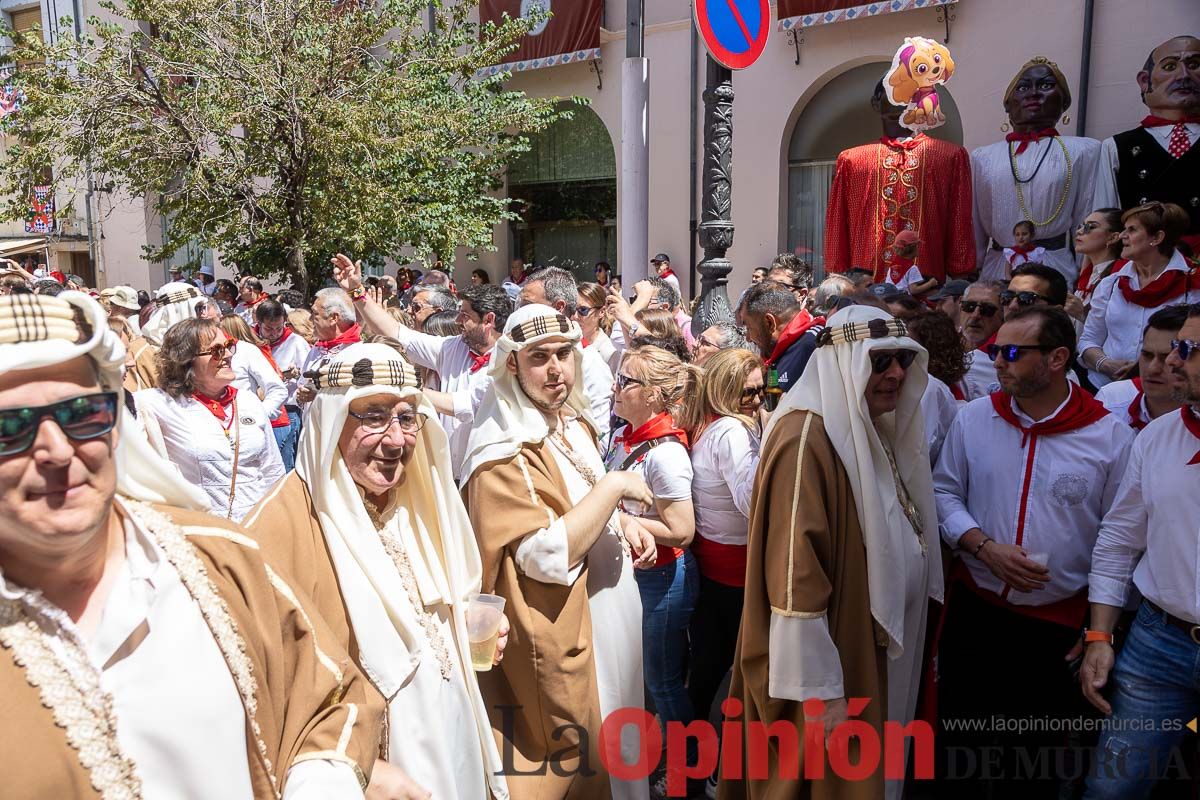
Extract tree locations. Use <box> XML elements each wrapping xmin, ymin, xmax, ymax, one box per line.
<box><xmin>1</xmin><ymin>0</ymin><xmax>567</xmax><ymax>293</ymax></box>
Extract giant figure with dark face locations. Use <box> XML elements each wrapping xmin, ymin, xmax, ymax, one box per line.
<box><xmin>971</xmin><ymin>57</ymin><xmax>1103</xmax><ymax>284</ymax></box>
<box><xmin>825</xmin><ymin>80</ymin><xmax>975</xmax><ymax>283</ymax></box>
<box><xmin>1096</xmin><ymin>36</ymin><xmax>1200</xmax><ymax>251</ymax></box>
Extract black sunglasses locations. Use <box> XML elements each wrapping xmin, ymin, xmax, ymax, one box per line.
<box><xmin>1172</xmin><ymin>339</ymin><xmax>1199</xmax><ymax>361</ymax></box>
<box><xmin>960</xmin><ymin>300</ymin><xmax>1000</xmax><ymax>318</ymax></box>
<box><xmin>0</xmin><ymin>392</ymin><xmax>119</xmax><ymax>457</ymax></box>
<box><xmin>741</xmin><ymin>386</ymin><xmax>765</xmax><ymax>401</ymax></box>
<box><xmin>616</xmin><ymin>373</ymin><xmax>644</xmax><ymax>391</ymax></box>
<box><xmin>987</xmin><ymin>344</ymin><xmax>1058</xmax><ymax>362</ymax></box>
<box><xmin>575</xmin><ymin>306</ymin><xmax>597</xmax><ymax>317</ymax></box>
<box><xmin>1000</xmin><ymin>290</ymin><xmax>1052</xmax><ymax>307</ymax></box>
<box><xmin>871</xmin><ymin>350</ymin><xmax>918</xmax><ymax>374</ymax></box>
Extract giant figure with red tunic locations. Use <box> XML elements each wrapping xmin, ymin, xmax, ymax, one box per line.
<box><xmin>1096</xmin><ymin>36</ymin><xmax>1200</xmax><ymax>252</ymax></box>
<box><xmin>824</xmin><ymin>80</ymin><xmax>975</xmax><ymax>284</ymax></box>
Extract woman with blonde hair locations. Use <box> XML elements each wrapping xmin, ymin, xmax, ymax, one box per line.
<box><xmin>678</xmin><ymin>348</ymin><xmax>764</xmax><ymax>747</ymax></box>
<box><xmin>218</xmin><ymin>313</ymin><xmax>293</xmax><ymax>469</ymax></box>
<box><xmin>604</xmin><ymin>344</ymin><xmax>702</xmax><ymax>795</ymax></box>
<box><xmin>576</xmin><ymin>281</ymin><xmax>619</xmax><ymax>373</ymax></box>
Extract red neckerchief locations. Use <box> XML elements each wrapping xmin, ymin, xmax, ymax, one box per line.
<box><xmin>255</xmin><ymin>324</ymin><xmax>293</xmax><ymax>348</ymax></box>
<box><xmin>975</xmin><ymin>332</ymin><xmax>998</xmax><ymax>355</ymax></box>
<box><xmin>889</xmin><ymin>256</ymin><xmax>915</xmax><ymax>284</ymax></box>
<box><xmin>1075</xmin><ymin>258</ymin><xmax>1118</xmax><ymax>293</ymax></box>
<box><xmin>1009</xmin><ymin>244</ymin><xmax>1035</xmax><ymax>257</ymax></box>
<box><xmin>510</xmin><ymin>271</ymin><xmax>526</xmax><ymax>285</ymax></box>
<box><xmin>469</xmin><ymin>351</ymin><xmax>492</xmax><ymax>373</ymax></box>
<box><xmin>880</xmin><ymin>134</ymin><xmax>924</xmax><ymax>151</ymax></box>
<box><xmin>989</xmin><ymin>384</ymin><xmax>1110</xmax><ymax>448</ymax></box>
<box><xmin>193</xmin><ymin>386</ymin><xmax>238</xmax><ymax>421</ymax></box>
<box><xmin>1116</xmin><ymin>266</ymin><xmax>1200</xmax><ymax>308</ymax></box>
<box><xmin>1128</xmin><ymin>377</ymin><xmax>1147</xmax><ymax>431</ymax></box>
<box><xmin>765</xmin><ymin>310</ymin><xmax>825</xmax><ymax>367</ymax></box>
<box><xmin>615</xmin><ymin>411</ymin><xmax>689</xmax><ymax>454</ymax></box>
<box><xmin>1006</xmin><ymin>127</ymin><xmax>1060</xmax><ymax>155</ymax></box>
<box><xmin>255</xmin><ymin>344</ymin><xmax>291</xmax><ymax>428</ymax></box>
<box><xmin>582</xmin><ymin>337</ymin><xmax>591</xmax><ymax>348</ymax></box>
<box><xmin>1141</xmin><ymin>115</ymin><xmax>1200</xmax><ymax>128</ymax></box>
<box><xmin>1181</xmin><ymin>406</ymin><xmax>1200</xmax><ymax>465</ymax></box>
<box><xmin>949</xmin><ymin>382</ymin><xmax>965</xmax><ymax>402</ymax></box>
<box><xmin>315</xmin><ymin>323</ymin><xmax>361</xmax><ymax>351</ymax></box>
<box><xmin>659</xmin><ymin>268</ymin><xmax>676</xmax><ymax>279</ymax></box>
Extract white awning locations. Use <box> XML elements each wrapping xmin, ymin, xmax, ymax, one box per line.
<box><xmin>0</xmin><ymin>237</ymin><xmax>47</xmax><ymax>256</ymax></box>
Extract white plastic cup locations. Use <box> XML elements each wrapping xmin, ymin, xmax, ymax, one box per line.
<box><xmin>1027</xmin><ymin>552</ymin><xmax>1050</xmax><ymax>568</ymax></box>
<box><xmin>467</xmin><ymin>593</ymin><xmax>506</xmax><ymax>672</ymax></box>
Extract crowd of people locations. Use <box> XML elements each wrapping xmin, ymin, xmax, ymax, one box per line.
<box><xmin>1</xmin><ymin>33</ymin><xmax>1199</xmax><ymax>800</ymax></box>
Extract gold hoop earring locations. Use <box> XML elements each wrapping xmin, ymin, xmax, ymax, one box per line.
<box><xmin>1061</xmin><ymin>114</ymin><xmax>1071</xmax><ymax>126</ymax></box>
<box><xmin>1000</xmin><ymin>121</ymin><xmax>1011</xmax><ymax>133</ymax></box>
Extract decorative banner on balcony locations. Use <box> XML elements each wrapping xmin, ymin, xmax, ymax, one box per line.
<box><xmin>778</xmin><ymin>0</ymin><xmax>958</xmax><ymax>30</ymax></box>
<box><xmin>478</xmin><ymin>0</ymin><xmax>602</xmax><ymax>77</ymax></box>
<box><xmin>25</xmin><ymin>186</ymin><xmax>55</xmax><ymax>234</ymax></box>
<box><xmin>0</xmin><ymin>69</ymin><xmax>21</xmax><ymax>124</ymax></box>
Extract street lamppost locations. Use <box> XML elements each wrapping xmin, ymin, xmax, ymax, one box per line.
<box><xmin>692</xmin><ymin>55</ymin><xmax>735</xmax><ymax>336</ymax></box>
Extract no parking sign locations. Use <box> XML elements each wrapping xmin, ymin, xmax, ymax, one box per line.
<box><xmin>693</xmin><ymin>0</ymin><xmax>772</xmax><ymax>70</ymax></box>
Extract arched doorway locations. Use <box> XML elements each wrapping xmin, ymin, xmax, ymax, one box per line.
<box><xmin>508</xmin><ymin>104</ymin><xmax>616</xmax><ymax>282</ymax></box>
<box><xmin>785</xmin><ymin>62</ymin><xmax>963</xmax><ymax>278</ymax></box>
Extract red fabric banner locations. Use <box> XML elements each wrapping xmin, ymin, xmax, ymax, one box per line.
<box><xmin>480</xmin><ymin>0</ymin><xmax>601</xmax><ymax>68</ymax></box>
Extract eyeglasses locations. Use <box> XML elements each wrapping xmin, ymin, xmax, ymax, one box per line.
<box><xmin>616</xmin><ymin>373</ymin><xmax>644</xmax><ymax>391</ymax></box>
<box><xmin>0</xmin><ymin>392</ymin><xmax>119</xmax><ymax>457</ymax></box>
<box><xmin>1076</xmin><ymin>221</ymin><xmax>1103</xmax><ymax>233</ymax></box>
<box><xmin>348</xmin><ymin>409</ymin><xmax>426</xmax><ymax>435</ymax></box>
<box><xmin>575</xmin><ymin>305</ymin><xmax>597</xmax><ymax>317</ymax></box>
<box><xmin>987</xmin><ymin>344</ymin><xmax>1058</xmax><ymax>362</ymax></box>
<box><xmin>695</xmin><ymin>336</ymin><xmax>720</xmax><ymax>351</ymax></box>
<box><xmin>197</xmin><ymin>340</ymin><xmax>238</xmax><ymax>360</ymax></box>
<box><xmin>740</xmin><ymin>386</ymin><xmax>765</xmax><ymax>401</ymax></box>
<box><xmin>870</xmin><ymin>349</ymin><xmax>918</xmax><ymax>374</ymax></box>
<box><xmin>960</xmin><ymin>300</ymin><xmax>1000</xmax><ymax>318</ymax></box>
<box><xmin>1172</xmin><ymin>339</ymin><xmax>1200</xmax><ymax>361</ymax></box>
<box><xmin>1000</xmin><ymin>290</ymin><xmax>1052</xmax><ymax>307</ymax></box>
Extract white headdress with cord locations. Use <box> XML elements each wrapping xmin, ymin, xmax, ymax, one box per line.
<box><xmin>0</xmin><ymin>291</ymin><xmax>208</xmax><ymax>510</ymax></box>
<box><xmin>764</xmin><ymin>304</ymin><xmax>944</xmax><ymax>659</ymax></box>
<box><xmin>459</xmin><ymin>303</ymin><xmax>594</xmax><ymax>486</ymax></box>
<box><xmin>140</xmin><ymin>281</ymin><xmax>206</xmax><ymax>346</ymax></box>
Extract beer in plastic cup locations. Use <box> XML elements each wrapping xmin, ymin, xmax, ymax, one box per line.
<box><xmin>467</xmin><ymin>593</ymin><xmax>506</xmax><ymax>671</ymax></box>
<box><xmin>1027</xmin><ymin>552</ymin><xmax>1049</xmax><ymax>567</ymax></box>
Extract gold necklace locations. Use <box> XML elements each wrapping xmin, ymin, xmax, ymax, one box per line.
<box><xmin>882</xmin><ymin>442</ymin><xmax>927</xmax><ymax>556</ymax></box>
<box><xmin>1010</xmin><ymin>137</ymin><xmax>1072</xmax><ymax>228</ymax></box>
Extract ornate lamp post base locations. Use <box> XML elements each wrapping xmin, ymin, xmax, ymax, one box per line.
<box><xmin>692</xmin><ymin>57</ymin><xmax>736</xmax><ymax>336</ymax></box>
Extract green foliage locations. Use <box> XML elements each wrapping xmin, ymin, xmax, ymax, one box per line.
<box><xmin>0</xmin><ymin>0</ymin><xmax>567</xmax><ymax>291</ymax></box>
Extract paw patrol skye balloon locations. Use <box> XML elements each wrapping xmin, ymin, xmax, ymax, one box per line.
<box><xmin>884</xmin><ymin>37</ymin><xmax>955</xmax><ymax>133</ymax></box>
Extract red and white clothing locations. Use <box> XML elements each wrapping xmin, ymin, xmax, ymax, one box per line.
<box><xmin>1089</xmin><ymin>406</ymin><xmax>1200</xmax><ymax>623</ymax></box>
<box><xmin>135</xmin><ymin>388</ymin><xmax>284</xmax><ymax>521</ymax></box>
<box><xmin>260</xmin><ymin>326</ymin><xmax>312</xmax><ymax>407</ymax></box>
<box><xmin>1096</xmin><ymin>378</ymin><xmax>1153</xmax><ymax>431</ymax></box>
<box><xmin>957</xmin><ymin>347</ymin><xmax>1001</xmax><ymax>402</ymax></box>
<box><xmin>298</xmin><ymin>325</ymin><xmax>362</xmax><ymax>402</ymax></box>
<box><xmin>1078</xmin><ymin>251</ymin><xmax>1200</xmax><ymax>387</ymax></box>
<box><xmin>658</xmin><ymin>270</ymin><xmax>682</xmax><ymax>296</ymax></box>
<box><xmin>230</xmin><ymin>342</ymin><xmax>288</xmax><ymax>422</ymax></box>
<box><xmin>883</xmin><ymin>261</ymin><xmax>926</xmax><ymax>293</ymax></box>
<box><xmin>1002</xmin><ymin>245</ymin><xmax>1047</xmax><ymax>273</ymax></box>
<box><xmin>920</xmin><ymin>375</ymin><xmax>960</xmax><ymax>465</ymax></box>
<box><xmin>235</xmin><ymin>295</ymin><xmax>269</xmax><ymax>325</ymax></box>
<box><xmin>689</xmin><ymin>416</ymin><xmax>759</xmax><ymax>587</ymax></box>
<box><xmin>934</xmin><ymin>386</ymin><xmax>1134</xmax><ymax>613</ymax></box>
<box><xmin>1074</xmin><ymin>259</ymin><xmax>1117</xmax><ymax>310</ymax></box>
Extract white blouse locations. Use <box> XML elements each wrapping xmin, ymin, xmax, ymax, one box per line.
<box><xmin>690</xmin><ymin>416</ymin><xmax>759</xmax><ymax>545</ymax></box>
<box><xmin>135</xmin><ymin>388</ymin><xmax>284</xmax><ymax>522</ymax></box>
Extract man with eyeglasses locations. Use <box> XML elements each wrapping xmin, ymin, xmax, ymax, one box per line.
<box><xmin>1094</xmin><ymin>304</ymin><xmax>1188</xmax><ymax>430</ymax></box>
<box><xmin>956</xmin><ymin>280</ymin><xmax>1006</xmax><ymax>400</ymax></box>
<box><xmin>246</xmin><ymin>342</ymin><xmax>509</xmax><ymax>800</ymax></box>
<box><xmin>1082</xmin><ymin>303</ymin><xmax>1200</xmax><ymax>799</ymax></box>
<box><xmin>933</xmin><ymin>305</ymin><xmax>1134</xmax><ymax>797</ymax></box>
<box><xmin>0</xmin><ymin>292</ymin><xmax>383</xmax><ymax>798</ymax></box>
<box><xmin>726</xmin><ymin>305</ymin><xmax>942</xmax><ymax>800</ymax></box>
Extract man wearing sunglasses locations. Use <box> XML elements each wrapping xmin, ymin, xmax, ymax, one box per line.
<box><xmin>934</xmin><ymin>305</ymin><xmax>1135</xmax><ymax>797</ymax></box>
<box><xmin>1083</xmin><ymin>304</ymin><xmax>1200</xmax><ymax>798</ymax></box>
<box><xmin>727</xmin><ymin>306</ymin><xmax>941</xmax><ymax>799</ymax></box>
<box><xmin>1001</xmin><ymin>263</ymin><xmax>1069</xmax><ymax>318</ymax></box>
<box><xmin>1095</xmin><ymin>305</ymin><xmax>1189</xmax><ymax>430</ymax></box>
<box><xmin>247</xmin><ymin>342</ymin><xmax>511</xmax><ymax>800</ymax></box>
<box><xmin>0</xmin><ymin>293</ymin><xmax>383</xmax><ymax>797</ymax></box>
<box><xmin>957</xmin><ymin>281</ymin><xmax>1006</xmax><ymax>401</ymax></box>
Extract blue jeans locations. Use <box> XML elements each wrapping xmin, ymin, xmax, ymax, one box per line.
<box><xmin>635</xmin><ymin>548</ymin><xmax>699</xmax><ymax>743</ymax></box>
<box><xmin>273</xmin><ymin>409</ymin><xmax>302</xmax><ymax>472</ymax></box>
<box><xmin>1084</xmin><ymin>602</ymin><xmax>1200</xmax><ymax>799</ymax></box>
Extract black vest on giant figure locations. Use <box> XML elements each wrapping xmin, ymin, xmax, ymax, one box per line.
<box><xmin>1114</xmin><ymin>128</ymin><xmax>1200</xmax><ymax>234</ymax></box>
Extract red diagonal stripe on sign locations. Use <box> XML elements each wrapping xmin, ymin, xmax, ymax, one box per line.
<box><xmin>724</xmin><ymin>0</ymin><xmax>754</xmax><ymax>47</ymax></box>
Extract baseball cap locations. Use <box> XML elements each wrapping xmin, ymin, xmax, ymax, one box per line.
<box><xmin>929</xmin><ymin>279</ymin><xmax>970</xmax><ymax>300</ymax></box>
<box><xmin>102</xmin><ymin>285</ymin><xmax>140</xmax><ymax>311</ymax></box>
<box><xmin>650</xmin><ymin>253</ymin><xmax>671</xmax><ymax>264</ymax></box>
<box><xmin>894</xmin><ymin>230</ymin><xmax>920</xmax><ymax>247</ymax></box>
<box><xmin>870</xmin><ymin>283</ymin><xmax>905</xmax><ymax>301</ymax></box>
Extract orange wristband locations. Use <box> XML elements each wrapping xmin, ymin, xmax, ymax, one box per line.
<box><xmin>1084</xmin><ymin>630</ymin><xmax>1114</xmax><ymax>645</ymax></box>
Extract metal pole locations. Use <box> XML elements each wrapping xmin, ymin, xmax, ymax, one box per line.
<box><xmin>691</xmin><ymin>56</ymin><xmax>735</xmax><ymax>335</ymax></box>
<box><xmin>687</xmin><ymin>8</ymin><xmax>699</xmax><ymax>303</ymax></box>
<box><xmin>1076</xmin><ymin>0</ymin><xmax>1095</xmax><ymax>137</ymax></box>
<box><xmin>619</xmin><ymin>0</ymin><xmax>649</xmax><ymax>288</ymax></box>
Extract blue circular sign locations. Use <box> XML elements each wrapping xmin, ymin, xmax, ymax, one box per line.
<box><xmin>694</xmin><ymin>0</ymin><xmax>771</xmax><ymax>70</ymax></box>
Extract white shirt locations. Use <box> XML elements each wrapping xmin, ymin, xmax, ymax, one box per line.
<box><xmin>920</xmin><ymin>376</ymin><xmax>960</xmax><ymax>465</ymax></box>
<box><xmin>1095</xmin><ymin>124</ymin><xmax>1200</xmax><ymax>209</ymax></box>
<box><xmin>603</xmin><ymin>426</ymin><xmax>693</xmax><ymax>525</ymax></box>
<box><xmin>884</xmin><ymin>265</ymin><xmax>926</xmax><ymax>293</ymax></box>
<box><xmin>1003</xmin><ymin>246</ymin><xmax>1047</xmax><ymax>271</ymax></box>
<box><xmin>267</xmin><ymin>331</ymin><xmax>312</xmax><ymax>407</ymax></box>
<box><xmin>230</xmin><ymin>342</ymin><xmax>288</xmax><ymax>421</ymax></box>
<box><xmin>0</xmin><ymin>510</ymin><xmax>358</xmax><ymax>799</ymax></box>
<box><xmin>135</xmin><ymin>389</ymin><xmax>285</xmax><ymax>522</ymax></box>
<box><xmin>1078</xmin><ymin>251</ymin><xmax>1200</xmax><ymax>387</ymax></box>
<box><xmin>1089</xmin><ymin>407</ymin><xmax>1200</xmax><ymax>624</ymax></box>
<box><xmin>971</xmin><ymin>136</ymin><xmax>1103</xmax><ymax>283</ymax></box>
<box><xmin>1095</xmin><ymin>379</ymin><xmax>1150</xmax><ymax>430</ymax></box>
<box><xmin>934</xmin><ymin>387</ymin><xmax>1135</xmax><ymax>606</ymax></box>
<box><xmin>659</xmin><ymin>271</ymin><xmax>682</xmax><ymax>296</ymax></box>
<box><xmin>587</xmin><ymin>329</ymin><xmax>621</xmax><ymax>376</ymax></box>
<box><xmin>957</xmin><ymin>348</ymin><xmax>1001</xmax><ymax>402</ymax></box>
<box><xmin>689</xmin><ymin>416</ymin><xmax>759</xmax><ymax>545</ymax></box>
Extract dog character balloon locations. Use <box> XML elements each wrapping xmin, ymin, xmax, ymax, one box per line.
<box><xmin>885</xmin><ymin>37</ymin><xmax>955</xmax><ymax>132</ymax></box>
